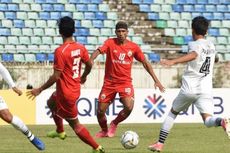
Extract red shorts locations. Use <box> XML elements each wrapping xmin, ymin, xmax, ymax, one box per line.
<box><xmin>49</xmin><ymin>92</ymin><xmax>79</xmax><ymax>119</ymax></box>
<box><xmin>98</xmin><ymin>81</ymin><xmax>134</xmax><ymax>103</ymax></box>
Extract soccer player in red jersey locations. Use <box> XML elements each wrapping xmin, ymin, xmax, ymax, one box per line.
<box><xmin>27</xmin><ymin>16</ymin><xmax>105</xmax><ymax>153</ymax></box>
<box><xmin>90</xmin><ymin>21</ymin><xmax>165</xmax><ymax>138</ymax></box>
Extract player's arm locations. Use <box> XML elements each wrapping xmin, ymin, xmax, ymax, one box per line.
<box><xmin>0</xmin><ymin>63</ymin><xmax>22</xmax><ymax>96</ymax></box>
<box><xmin>81</xmin><ymin>60</ymin><xmax>92</xmax><ymax>84</ymax></box>
<box><xmin>161</xmin><ymin>51</ymin><xmax>198</xmax><ymax>66</ymax></box>
<box><xmin>141</xmin><ymin>58</ymin><xmax>165</xmax><ymax>92</ymax></box>
<box><xmin>90</xmin><ymin>49</ymin><xmax>101</xmax><ymax>64</ymax></box>
<box><xmin>28</xmin><ymin>69</ymin><xmax>61</xmax><ymax>97</ymax></box>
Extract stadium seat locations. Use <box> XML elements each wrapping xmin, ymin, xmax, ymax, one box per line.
<box><xmin>91</xmin><ymin>0</ymin><xmax>102</xmax><ymax>4</ymax></box>
<box><xmin>76</xmin><ymin>4</ymin><xmax>87</xmax><ymax>11</ymax></box>
<box><xmin>161</xmin><ymin>4</ymin><xmax>172</xmax><ymax>12</ymax></box>
<box><xmin>203</xmin><ymin>13</ymin><xmax>214</xmax><ymax>20</ymax></box>
<box><xmin>87</xmin><ymin>4</ymin><xmax>98</xmax><ymax>12</ymax></box>
<box><xmin>216</xmin><ymin>5</ymin><xmax>228</xmax><ymax>12</ymax></box>
<box><xmin>183</xmin><ymin>5</ymin><xmax>194</xmax><ymax>12</ymax></box>
<box><xmin>150</xmin><ymin>4</ymin><xmax>161</xmax><ymax>12</ymax></box>
<box><xmin>11</xmin><ymin>28</ymin><xmax>21</xmax><ymax>36</ymax></box>
<box><xmin>219</xmin><ymin>28</ymin><xmax>229</xmax><ymax>36</ymax></box>
<box><xmin>194</xmin><ymin>5</ymin><xmax>205</xmax><ymax>12</ymax></box>
<box><xmin>0</xmin><ymin>37</ymin><xmax>7</xmax><ymax>45</ymax></box>
<box><xmin>156</xmin><ymin>20</ymin><xmax>167</xmax><ymax>28</ymax></box>
<box><xmin>100</xmin><ymin>28</ymin><xmax>112</xmax><ymax>36</ymax></box>
<box><xmin>217</xmin><ymin>37</ymin><xmax>228</xmax><ymax>45</ymax></box>
<box><xmin>148</xmin><ymin>13</ymin><xmax>159</xmax><ymax>20</ymax></box>
<box><xmin>173</xmin><ymin>36</ymin><xmax>184</xmax><ymax>45</ymax></box>
<box><xmin>16</xmin><ymin>12</ymin><xmax>27</xmax><ymax>20</ymax></box>
<box><xmin>211</xmin><ymin>20</ymin><xmax>222</xmax><ymax>28</ymax></box>
<box><xmin>42</xmin><ymin>4</ymin><xmax>53</xmax><ymax>11</ymax></box>
<box><xmin>167</xmin><ymin>20</ymin><xmax>178</xmax><ymax>28</ymax></box>
<box><xmin>31</xmin><ymin>4</ymin><xmax>42</xmax><ymax>11</ymax></box>
<box><xmin>5</xmin><ymin>12</ymin><xmax>16</xmax><ymax>19</ymax></box>
<box><xmin>0</xmin><ymin>4</ymin><xmax>7</xmax><ymax>11</ymax></box>
<box><xmin>19</xmin><ymin>36</ymin><xmax>30</xmax><ymax>45</ymax></box>
<box><xmin>84</xmin><ymin>12</ymin><xmax>95</xmax><ymax>20</ymax></box>
<box><xmin>164</xmin><ymin>28</ymin><xmax>176</xmax><ymax>36</ymax></box>
<box><xmin>139</xmin><ymin>4</ymin><xmax>151</xmax><ymax>12</ymax></box>
<box><xmin>73</xmin><ymin>12</ymin><xmax>84</xmax><ymax>20</ymax></box>
<box><xmin>0</xmin><ymin>12</ymin><xmax>4</xmax><ymax>19</ymax></box>
<box><xmin>148</xmin><ymin>53</ymin><xmax>160</xmax><ymax>62</ymax></box>
<box><xmin>8</xmin><ymin>36</ymin><xmax>19</xmax><ymax>45</ymax></box>
<box><xmin>8</xmin><ymin>4</ymin><xmax>19</xmax><ymax>11</ymax></box>
<box><xmin>53</xmin><ymin>4</ymin><xmax>65</xmax><ymax>11</ymax></box>
<box><xmin>208</xmin><ymin>28</ymin><xmax>220</xmax><ymax>36</ymax></box>
<box><xmin>50</xmin><ymin>12</ymin><xmax>61</xmax><ymax>20</ymax></box>
<box><xmin>224</xmin><ymin>13</ymin><xmax>230</xmax><ymax>19</ymax></box>
<box><xmin>172</xmin><ymin>4</ymin><xmax>183</xmax><ymax>12</ymax></box>
<box><xmin>53</xmin><ymin>37</ymin><xmax>62</xmax><ymax>44</ymax></box>
<box><xmin>4</xmin><ymin>45</ymin><xmax>16</xmax><ymax>53</ymax></box>
<box><xmin>42</xmin><ymin>37</ymin><xmax>53</xmax><ymax>45</ymax></box>
<box><xmin>95</xmin><ymin>12</ymin><xmax>106</xmax><ymax>20</ymax></box>
<box><xmin>45</xmin><ymin>28</ymin><xmax>56</xmax><ymax>36</ymax></box>
<box><xmin>98</xmin><ymin>36</ymin><xmax>108</xmax><ymax>45</ymax></box>
<box><xmin>13</xmin><ymin>19</ymin><xmax>25</xmax><ymax>28</ymax></box>
<box><xmin>35</xmin><ymin>0</ymin><xmax>45</xmax><ymax>3</ymax></box>
<box><xmin>183</xmin><ymin>35</ymin><xmax>193</xmax><ymax>44</ymax></box>
<box><xmin>205</xmin><ymin>5</ymin><xmax>216</xmax><ymax>12</ymax></box>
<box><xmin>36</xmin><ymin>20</ymin><xmax>47</xmax><ymax>28</ymax></box>
<box><xmin>16</xmin><ymin>45</ymin><xmax>28</xmax><ymax>53</ymax></box>
<box><xmin>89</xmin><ymin>28</ymin><xmax>100</xmax><ymax>36</ymax></box>
<box><xmin>47</xmin><ymin>20</ymin><xmax>57</xmax><ymax>28</ymax></box>
<box><xmin>25</xmin><ymin>54</ymin><xmax>36</xmax><ymax>62</ymax></box>
<box><xmin>99</xmin><ymin>4</ymin><xmax>110</xmax><ymax>12</ymax></box>
<box><xmin>178</xmin><ymin>20</ymin><xmax>189</xmax><ymax>28</ymax></box>
<box><xmin>103</xmin><ymin>20</ymin><xmax>115</xmax><ymax>28</ymax></box>
<box><xmin>33</xmin><ymin>28</ymin><xmax>44</xmax><ymax>36</ymax></box>
<box><xmin>75</xmin><ymin>28</ymin><xmax>89</xmax><ymax>36</ymax></box>
<box><xmin>0</xmin><ymin>28</ymin><xmax>11</xmax><ymax>36</ymax></box>
<box><xmin>36</xmin><ymin>53</ymin><xmax>47</xmax><ymax>62</ymax></box>
<box><xmin>47</xmin><ymin>53</ymin><xmax>54</xmax><ymax>62</ymax></box>
<box><xmin>181</xmin><ymin>12</ymin><xmax>192</xmax><ymax>20</ymax></box>
<box><xmin>87</xmin><ymin>36</ymin><xmax>98</xmax><ymax>45</ymax></box>
<box><xmin>61</xmin><ymin>12</ymin><xmax>72</xmax><ymax>17</ymax></box>
<box><xmin>39</xmin><ymin>12</ymin><xmax>50</xmax><ymax>20</ymax></box>
<box><xmin>28</xmin><ymin>12</ymin><xmax>39</xmax><ymax>19</ymax></box>
<box><xmin>2</xmin><ymin>53</ymin><xmax>14</xmax><ymax>62</ymax></box>
<box><xmin>39</xmin><ymin>45</ymin><xmax>50</xmax><ymax>53</ymax></box>
<box><xmin>132</xmin><ymin>36</ymin><xmax>143</xmax><ymax>45</ymax></box>
<box><xmin>65</xmin><ymin>4</ymin><xmax>75</xmax><ymax>12</ymax></box>
<box><xmin>197</xmin><ymin>0</ymin><xmax>208</xmax><ymax>4</ymax></box>
<box><xmin>92</xmin><ymin>20</ymin><xmax>104</xmax><ymax>28</ymax></box>
<box><xmin>170</xmin><ymin>12</ymin><xmax>180</xmax><ymax>20</ymax></box>
<box><xmin>22</xmin><ymin>28</ymin><xmax>33</xmax><ymax>36</ymax></box>
<box><xmin>81</xmin><ymin>20</ymin><xmax>92</xmax><ymax>28</ymax></box>
<box><xmin>76</xmin><ymin>36</ymin><xmax>87</xmax><ymax>44</ymax></box>
<box><xmin>186</xmin><ymin>0</ymin><xmax>196</xmax><ymax>4</ymax></box>
<box><xmin>159</xmin><ymin>12</ymin><xmax>170</xmax><ymax>20</ymax></box>
<box><xmin>213</xmin><ymin>12</ymin><xmax>224</xmax><ymax>20</ymax></box>
<box><xmin>31</xmin><ymin>37</ymin><xmax>42</xmax><ymax>45</ymax></box>
<box><xmin>176</xmin><ymin>29</ymin><xmax>187</xmax><ymax>36</ymax></box>
<box><xmin>14</xmin><ymin>54</ymin><xmax>25</xmax><ymax>62</ymax></box>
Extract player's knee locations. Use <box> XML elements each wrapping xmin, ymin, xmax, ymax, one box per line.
<box><xmin>97</xmin><ymin>109</ymin><xmax>106</xmax><ymax>116</ymax></box>
<box><xmin>0</xmin><ymin>110</ymin><xmax>12</xmax><ymax>123</ymax></box>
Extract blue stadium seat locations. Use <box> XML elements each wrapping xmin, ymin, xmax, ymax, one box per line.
<box><xmin>8</xmin><ymin>4</ymin><xmax>19</xmax><ymax>11</ymax></box>
<box><xmin>194</xmin><ymin>5</ymin><xmax>205</xmax><ymax>12</ymax></box>
<box><xmin>75</xmin><ymin>28</ymin><xmax>89</xmax><ymax>36</ymax></box>
<box><xmin>36</xmin><ymin>53</ymin><xmax>47</xmax><ymax>62</ymax></box>
<box><xmin>78</xmin><ymin>0</ymin><xmax>90</xmax><ymax>3</ymax></box>
<box><xmin>216</xmin><ymin>5</ymin><xmax>228</xmax><ymax>12</ymax></box>
<box><xmin>92</xmin><ymin>20</ymin><xmax>104</xmax><ymax>28</ymax></box>
<box><xmin>148</xmin><ymin>53</ymin><xmax>160</xmax><ymax>62</ymax></box>
<box><xmin>219</xmin><ymin>0</ymin><xmax>230</xmax><ymax>4</ymax></box>
<box><xmin>225</xmin><ymin>13</ymin><xmax>230</xmax><ymax>19</ymax></box>
<box><xmin>5</xmin><ymin>12</ymin><xmax>16</xmax><ymax>19</ymax></box>
<box><xmin>203</xmin><ymin>13</ymin><xmax>214</xmax><ymax>20</ymax></box>
<box><xmin>84</xmin><ymin>12</ymin><xmax>95</xmax><ymax>19</ymax></box>
<box><xmin>53</xmin><ymin>4</ymin><xmax>65</xmax><ymax>11</ymax></box>
<box><xmin>183</xmin><ymin>5</ymin><xmax>194</xmax><ymax>12</ymax></box>
<box><xmin>13</xmin><ymin>20</ymin><xmax>25</xmax><ymax>28</ymax></box>
<box><xmin>48</xmin><ymin>53</ymin><xmax>54</xmax><ymax>62</ymax></box>
<box><xmin>139</xmin><ymin>4</ymin><xmax>151</xmax><ymax>12</ymax></box>
<box><xmin>143</xmin><ymin>0</ymin><xmax>154</xmax><ymax>4</ymax></box>
<box><xmin>76</xmin><ymin>4</ymin><xmax>87</xmax><ymax>11</ymax></box>
<box><xmin>208</xmin><ymin>0</ymin><xmax>219</xmax><ymax>4</ymax></box>
<box><xmin>213</xmin><ymin>12</ymin><xmax>224</xmax><ymax>20</ymax></box>
<box><xmin>75</xmin><ymin>20</ymin><xmax>81</xmax><ymax>27</ymax></box>
<box><xmin>50</xmin><ymin>12</ymin><xmax>61</xmax><ymax>20</ymax></box>
<box><xmin>76</xmin><ymin>36</ymin><xmax>87</xmax><ymax>44</ymax></box>
<box><xmin>69</xmin><ymin>0</ymin><xmax>79</xmax><ymax>3</ymax></box>
<box><xmin>95</xmin><ymin>12</ymin><xmax>106</xmax><ymax>20</ymax></box>
<box><xmin>0</xmin><ymin>28</ymin><xmax>10</xmax><ymax>36</ymax></box>
<box><xmin>46</xmin><ymin>0</ymin><xmax>57</xmax><ymax>3</ymax></box>
<box><xmin>148</xmin><ymin>13</ymin><xmax>159</xmax><ymax>20</ymax></box>
<box><xmin>132</xmin><ymin>0</ymin><xmax>141</xmax><ymax>4</ymax></box>
<box><xmin>0</xmin><ymin>4</ymin><xmax>7</xmax><ymax>11</ymax></box>
<box><xmin>192</xmin><ymin>12</ymin><xmax>202</xmax><ymax>18</ymax></box>
<box><xmin>172</xmin><ymin>4</ymin><xmax>183</xmax><ymax>12</ymax></box>
<box><xmin>87</xmin><ymin>4</ymin><xmax>98</xmax><ymax>12</ymax></box>
<box><xmin>183</xmin><ymin>35</ymin><xmax>193</xmax><ymax>44</ymax></box>
<box><xmin>176</xmin><ymin>0</ymin><xmax>184</xmax><ymax>4</ymax></box>
<box><xmin>39</xmin><ymin>12</ymin><xmax>50</xmax><ymax>20</ymax></box>
<box><xmin>205</xmin><ymin>5</ymin><xmax>216</xmax><ymax>12</ymax></box>
<box><xmin>91</xmin><ymin>0</ymin><xmax>102</xmax><ymax>4</ymax></box>
<box><xmin>2</xmin><ymin>53</ymin><xmax>13</xmax><ymax>62</ymax></box>
<box><xmin>197</xmin><ymin>0</ymin><xmax>208</xmax><ymax>4</ymax></box>
<box><xmin>35</xmin><ymin>0</ymin><xmax>46</xmax><ymax>3</ymax></box>
<box><xmin>61</xmin><ymin>12</ymin><xmax>72</xmax><ymax>17</ymax></box>
<box><xmin>42</xmin><ymin>4</ymin><xmax>53</xmax><ymax>11</ymax></box>
<box><xmin>208</xmin><ymin>28</ymin><xmax>220</xmax><ymax>36</ymax></box>
<box><xmin>186</xmin><ymin>0</ymin><xmax>196</xmax><ymax>4</ymax></box>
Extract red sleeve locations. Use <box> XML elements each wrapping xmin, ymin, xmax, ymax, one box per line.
<box><xmin>98</xmin><ymin>39</ymin><xmax>110</xmax><ymax>54</ymax></box>
<box><xmin>81</xmin><ymin>46</ymin><xmax>90</xmax><ymax>63</ymax></box>
<box><xmin>54</xmin><ymin>49</ymin><xmax>65</xmax><ymax>71</ymax></box>
<box><xmin>134</xmin><ymin>45</ymin><xmax>145</xmax><ymax>62</ymax></box>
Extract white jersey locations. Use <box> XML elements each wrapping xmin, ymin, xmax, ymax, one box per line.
<box><xmin>0</xmin><ymin>62</ymin><xmax>15</xmax><ymax>88</ymax></box>
<box><xmin>181</xmin><ymin>39</ymin><xmax>216</xmax><ymax>95</ymax></box>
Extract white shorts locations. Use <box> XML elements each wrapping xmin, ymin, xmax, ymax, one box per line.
<box><xmin>0</xmin><ymin>96</ymin><xmax>8</xmax><ymax>111</ymax></box>
<box><xmin>172</xmin><ymin>92</ymin><xmax>214</xmax><ymax>115</ymax></box>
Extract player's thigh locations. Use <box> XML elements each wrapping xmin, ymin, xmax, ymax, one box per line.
<box><xmin>195</xmin><ymin>95</ymin><xmax>213</xmax><ymax>115</ymax></box>
<box><xmin>47</xmin><ymin>91</ymin><xmax>57</xmax><ymax>110</ymax></box>
<box><xmin>98</xmin><ymin>85</ymin><xmax>117</xmax><ymax>103</ymax></box>
<box><xmin>119</xmin><ymin>85</ymin><xmax>134</xmax><ymax>110</ymax></box>
<box><xmin>172</xmin><ymin>92</ymin><xmax>197</xmax><ymax>113</ymax></box>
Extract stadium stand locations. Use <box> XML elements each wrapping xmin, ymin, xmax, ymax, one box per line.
<box><xmin>0</xmin><ymin>0</ymin><xmax>229</xmax><ymax>62</ymax></box>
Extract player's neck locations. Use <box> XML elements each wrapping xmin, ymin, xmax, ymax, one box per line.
<box><xmin>63</xmin><ymin>37</ymin><xmax>74</xmax><ymax>43</ymax></box>
<box><xmin>117</xmin><ymin>39</ymin><xmax>128</xmax><ymax>45</ymax></box>
<box><xmin>194</xmin><ymin>35</ymin><xmax>205</xmax><ymax>41</ymax></box>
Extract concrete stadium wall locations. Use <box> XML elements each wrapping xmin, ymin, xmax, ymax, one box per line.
<box><xmin>1</xmin><ymin>61</ymin><xmax>230</xmax><ymax>89</ymax></box>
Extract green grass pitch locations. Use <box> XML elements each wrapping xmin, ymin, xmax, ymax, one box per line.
<box><xmin>0</xmin><ymin>123</ymin><xmax>229</xmax><ymax>153</ymax></box>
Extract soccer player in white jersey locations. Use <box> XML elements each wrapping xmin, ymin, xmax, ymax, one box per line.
<box><xmin>148</xmin><ymin>16</ymin><xmax>230</xmax><ymax>152</ymax></box>
<box><xmin>0</xmin><ymin>63</ymin><xmax>45</xmax><ymax>150</ymax></box>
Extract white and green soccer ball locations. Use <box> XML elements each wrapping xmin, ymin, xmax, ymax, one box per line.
<box><xmin>120</xmin><ymin>131</ymin><xmax>139</xmax><ymax>149</ymax></box>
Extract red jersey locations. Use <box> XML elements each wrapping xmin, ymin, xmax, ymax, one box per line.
<box><xmin>98</xmin><ymin>38</ymin><xmax>145</xmax><ymax>83</ymax></box>
<box><xmin>54</xmin><ymin>41</ymin><xmax>89</xmax><ymax>101</ymax></box>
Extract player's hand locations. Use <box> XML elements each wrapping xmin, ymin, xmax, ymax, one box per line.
<box><xmin>154</xmin><ymin>81</ymin><xmax>165</xmax><ymax>93</ymax></box>
<box><xmin>160</xmin><ymin>59</ymin><xmax>175</xmax><ymax>67</ymax></box>
<box><xmin>12</xmin><ymin>87</ymin><xmax>23</xmax><ymax>96</ymax></box>
<box><xmin>26</xmin><ymin>88</ymin><xmax>42</xmax><ymax>100</ymax></box>
<box><xmin>80</xmin><ymin>76</ymin><xmax>87</xmax><ymax>84</ymax></box>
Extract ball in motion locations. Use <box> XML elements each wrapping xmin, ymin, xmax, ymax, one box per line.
<box><xmin>120</xmin><ymin>131</ymin><xmax>139</xmax><ymax>149</ymax></box>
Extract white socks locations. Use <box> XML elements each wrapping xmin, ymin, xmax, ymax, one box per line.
<box><xmin>204</xmin><ymin>116</ymin><xmax>222</xmax><ymax>127</ymax></box>
<box><xmin>162</xmin><ymin>111</ymin><xmax>177</xmax><ymax>132</ymax></box>
<box><xmin>11</xmin><ymin>116</ymin><xmax>34</xmax><ymax>141</ymax></box>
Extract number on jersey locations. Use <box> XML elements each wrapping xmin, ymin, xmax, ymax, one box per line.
<box><xmin>72</xmin><ymin>57</ymin><xmax>81</xmax><ymax>79</ymax></box>
<box><xmin>199</xmin><ymin>57</ymin><xmax>210</xmax><ymax>76</ymax></box>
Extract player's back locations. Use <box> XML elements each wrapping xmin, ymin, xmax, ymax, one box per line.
<box><xmin>54</xmin><ymin>41</ymin><xmax>89</xmax><ymax>100</ymax></box>
<box><xmin>181</xmin><ymin>39</ymin><xmax>216</xmax><ymax>94</ymax></box>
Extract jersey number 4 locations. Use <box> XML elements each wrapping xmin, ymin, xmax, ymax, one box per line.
<box><xmin>199</xmin><ymin>57</ymin><xmax>210</xmax><ymax>76</ymax></box>
<box><xmin>72</xmin><ymin>57</ymin><xmax>81</xmax><ymax>79</ymax></box>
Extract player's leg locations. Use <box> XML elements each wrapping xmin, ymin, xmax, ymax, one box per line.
<box><xmin>0</xmin><ymin>109</ymin><xmax>45</xmax><ymax>150</ymax></box>
<box><xmin>108</xmin><ymin>96</ymin><xmax>134</xmax><ymax>138</ymax></box>
<box><xmin>67</xmin><ymin>118</ymin><xmax>105</xmax><ymax>153</ymax></box>
<box><xmin>47</xmin><ymin>92</ymin><xmax>66</xmax><ymax>139</ymax></box>
<box><xmin>96</xmin><ymin>86</ymin><xmax>115</xmax><ymax>138</ymax></box>
<box><xmin>196</xmin><ymin>95</ymin><xmax>230</xmax><ymax>139</ymax></box>
<box><xmin>148</xmin><ymin>93</ymin><xmax>195</xmax><ymax>152</ymax></box>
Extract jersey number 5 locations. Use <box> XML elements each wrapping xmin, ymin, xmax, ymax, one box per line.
<box><xmin>199</xmin><ymin>57</ymin><xmax>210</xmax><ymax>76</ymax></box>
<box><xmin>72</xmin><ymin>57</ymin><xmax>81</xmax><ymax>79</ymax></box>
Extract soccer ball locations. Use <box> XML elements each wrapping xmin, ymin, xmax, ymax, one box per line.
<box><xmin>120</xmin><ymin>131</ymin><xmax>139</xmax><ymax>149</ymax></box>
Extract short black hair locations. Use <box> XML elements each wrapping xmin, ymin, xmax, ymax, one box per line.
<box><xmin>192</xmin><ymin>16</ymin><xmax>209</xmax><ymax>36</ymax></box>
<box><xmin>115</xmin><ymin>21</ymin><xmax>128</xmax><ymax>30</ymax></box>
<box><xmin>58</xmin><ymin>16</ymin><xmax>75</xmax><ymax>37</ymax></box>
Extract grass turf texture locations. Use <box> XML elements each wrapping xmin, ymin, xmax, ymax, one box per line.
<box><xmin>0</xmin><ymin>123</ymin><xmax>229</xmax><ymax>153</ymax></box>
